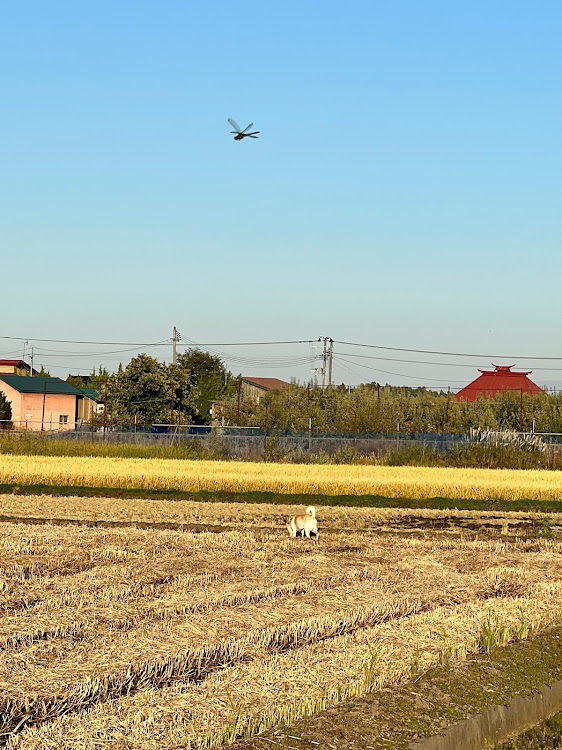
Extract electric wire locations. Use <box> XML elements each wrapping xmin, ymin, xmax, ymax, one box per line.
<box><xmin>334</xmin><ymin>340</ymin><xmax>562</xmax><ymax>361</ymax></box>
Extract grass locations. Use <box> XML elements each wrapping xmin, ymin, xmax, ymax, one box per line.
<box><xmin>496</xmin><ymin>713</ymin><xmax>562</xmax><ymax>749</ymax></box>
<box><xmin>5</xmin><ymin>483</ymin><xmax>562</xmax><ymax>513</ymax></box>
<box><xmin>1</xmin><ymin>434</ymin><xmax>560</xmax><ymax>470</ymax></box>
<box><xmin>3</xmin><ymin>508</ymin><xmax>562</xmax><ymax>749</ymax></box>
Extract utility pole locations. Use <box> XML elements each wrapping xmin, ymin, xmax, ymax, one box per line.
<box><xmin>172</xmin><ymin>326</ymin><xmax>178</xmax><ymax>366</ymax></box>
<box><xmin>30</xmin><ymin>347</ymin><xmax>34</xmax><ymax>376</ymax></box>
<box><xmin>313</xmin><ymin>337</ymin><xmax>332</xmax><ymax>389</ymax></box>
<box><xmin>520</xmin><ymin>388</ymin><xmax>523</xmax><ymax>433</ymax></box>
<box><xmin>40</xmin><ymin>380</ymin><xmax>47</xmax><ymax>432</ymax></box>
<box><xmin>103</xmin><ymin>382</ymin><xmax>108</xmax><ymax>434</ymax></box>
<box><xmin>170</xmin><ymin>381</ymin><xmax>175</xmax><ymax>427</ymax></box>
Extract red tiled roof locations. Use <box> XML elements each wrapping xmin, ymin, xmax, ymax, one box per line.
<box><xmin>242</xmin><ymin>377</ymin><xmax>290</xmax><ymax>391</ymax></box>
<box><xmin>455</xmin><ymin>365</ymin><xmax>543</xmax><ymax>401</ymax></box>
<box><xmin>0</xmin><ymin>360</ymin><xmax>28</xmax><ymax>367</ymax></box>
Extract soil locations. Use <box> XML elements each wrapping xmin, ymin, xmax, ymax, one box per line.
<box><xmin>229</xmin><ymin>626</ymin><xmax>562</xmax><ymax>750</ymax></box>
<box><xmin>0</xmin><ymin>512</ymin><xmax>558</xmax><ymax>539</ymax></box>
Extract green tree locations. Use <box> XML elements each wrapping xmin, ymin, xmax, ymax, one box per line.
<box><xmin>176</xmin><ymin>349</ymin><xmax>236</xmax><ymax>424</ymax></box>
<box><xmin>107</xmin><ymin>354</ymin><xmax>170</xmax><ymax>426</ymax></box>
<box><xmin>107</xmin><ymin>354</ymin><xmax>197</xmax><ymax>426</ymax></box>
<box><xmin>216</xmin><ymin>381</ymin><xmax>562</xmax><ymax>434</ymax></box>
<box><xmin>67</xmin><ymin>366</ymin><xmax>110</xmax><ymax>397</ymax></box>
<box><xmin>0</xmin><ymin>392</ymin><xmax>12</xmax><ymax>428</ymax></box>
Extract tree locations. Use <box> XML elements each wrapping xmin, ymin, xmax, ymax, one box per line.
<box><xmin>0</xmin><ymin>392</ymin><xmax>12</xmax><ymax>428</ymax></box>
<box><xmin>176</xmin><ymin>349</ymin><xmax>236</xmax><ymax>424</ymax></box>
<box><xmin>107</xmin><ymin>354</ymin><xmax>197</xmax><ymax>426</ymax></box>
<box><xmin>67</xmin><ymin>366</ymin><xmax>110</xmax><ymax>396</ymax></box>
<box><xmin>107</xmin><ymin>354</ymin><xmax>171</xmax><ymax>426</ymax></box>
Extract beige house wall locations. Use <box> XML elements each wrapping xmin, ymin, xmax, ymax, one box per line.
<box><xmin>241</xmin><ymin>382</ymin><xmax>267</xmax><ymax>404</ymax></box>
<box><xmin>0</xmin><ymin>364</ymin><xmax>29</xmax><ymax>376</ymax></box>
<box><xmin>0</xmin><ymin>383</ymin><xmax>78</xmax><ymax>431</ymax></box>
<box><xmin>77</xmin><ymin>397</ymin><xmax>96</xmax><ymax>423</ymax></box>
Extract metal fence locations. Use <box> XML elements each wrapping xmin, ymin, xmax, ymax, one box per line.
<box><xmin>3</xmin><ymin>421</ymin><xmax>562</xmax><ymax>459</ymax></box>
<box><xmin>46</xmin><ymin>426</ymin><xmax>471</xmax><ymax>458</ymax></box>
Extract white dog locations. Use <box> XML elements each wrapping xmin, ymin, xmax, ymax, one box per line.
<box><xmin>286</xmin><ymin>506</ymin><xmax>319</xmax><ymax>538</ymax></box>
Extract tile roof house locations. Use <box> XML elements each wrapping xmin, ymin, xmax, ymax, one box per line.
<box><xmin>0</xmin><ymin>360</ymin><xmax>35</xmax><ymax>376</ymax></box>
<box><xmin>455</xmin><ymin>365</ymin><xmax>544</xmax><ymax>401</ymax></box>
<box><xmin>0</xmin><ymin>375</ymin><xmax>98</xmax><ymax>430</ymax></box>
<box><xmin>241</xmin><ymin>377</ymin><xmax>291</xmax><ymax>404</ymax></box>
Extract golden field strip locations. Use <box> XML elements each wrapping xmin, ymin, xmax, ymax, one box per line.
<box><xmin>1</xmin><ymin>499</ymin><xmax>562</xmax><ymax>749</ymax></box>
<box><xmin>2</xmin><ymin>454</ymin><xmax>562</xmax><ymax>500</ymax></box>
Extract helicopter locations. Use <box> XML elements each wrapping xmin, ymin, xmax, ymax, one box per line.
<box><xmin>228</xmin><ymin>118</ymin><xmax>260</xmax><ymax>140</ymax></box>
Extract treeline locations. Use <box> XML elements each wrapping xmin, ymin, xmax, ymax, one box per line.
<box><xmin>68</xmin><ymin>350</ymin><xmax>237</xmax><ymax>426</ymax></box>
<box><xmin>63</xmin><ymin>352</ymin><xmax>562</xmax><ymax>433</ymax></box>
<box><xmin>219</xmin><ymin>383</ymin><xmax>562</xmax><ymax>434</ymax></box>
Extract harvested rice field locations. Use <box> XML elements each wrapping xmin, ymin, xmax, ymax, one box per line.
<box><xmin>2</xmin><ymin>454</ymin><xmax>562</xmax><ymax>501</ymax></box>
<box><xmin>1</xmin><ymin>492</ymin><xmax>561</xmax><ymax>537</ymax></box>
<box><xmin>2</xmin><ymin>497</ymin><xmax>562</xmax><ymax>749</ymax></box>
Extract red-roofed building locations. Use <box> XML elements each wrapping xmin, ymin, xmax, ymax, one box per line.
<box><xmin>242</xmin><ymin>377</ymin><xmax>291</xmax><ymax>404</ymax></box>
<box><xmin>0</xmin><ymin>360</ymin><xmax>35</xmax><ymax>376</ymax></box>
<box><xmin>455</xmin><ymin>365</ymin><xmax>543</xmax><ymax>401</ymax></box>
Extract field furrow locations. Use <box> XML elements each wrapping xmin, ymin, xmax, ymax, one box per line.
<box><xmin>2</xmin><ymin>493</ymin><xmax>562</xmax><ymax>748</ymax></box>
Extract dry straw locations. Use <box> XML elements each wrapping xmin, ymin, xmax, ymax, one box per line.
<box><xmin>2</xmin><ymin>517</ymin><xmax>562</xmax><ymax>748</ymax></box>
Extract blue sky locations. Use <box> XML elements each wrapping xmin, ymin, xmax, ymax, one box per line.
<box><xmin>2</xmin><ymin>1</ymin><xmax>561</xmax><ymax>388</ymax></box>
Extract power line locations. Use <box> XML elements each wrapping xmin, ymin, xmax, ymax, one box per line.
<box><xmin>336</xmin><ymin>350</ymin><xmax>562</xmax><ymax>372</ymax></box>
<box><xmin>180</xmin><ymin>339</ymin><xmax>316</xmax><ymax>346</ymax></box>
<box><xmin>334</xmin><ymin>340</ymin><xmax>562</xmax><ymax>361</ymax></box>
<box><xmin>333</xmin><ymin>356</ymin><xmax>468</xmax><ymax>384</ymax></box>
<box><xmin>4</xmin><ymin>332</ymin><xmax>561</xmax><ymax>361</ymax></box>
<box><xmin>0</xmin><ymin>335</ymin><xmax>171</xmax><ymax>346</ymax></box>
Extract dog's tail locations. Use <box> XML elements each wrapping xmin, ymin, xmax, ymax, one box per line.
<box><xmin>306</xmin><ymin>506</ymin><xmax>316</xmax><ymax>517</ymax></box>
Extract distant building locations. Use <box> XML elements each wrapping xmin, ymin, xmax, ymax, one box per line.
<box><xmin>0</xmin><ymin>375</ymin><xmax>98</xmax><ymax>430</ymax></box>
<box><xmin>455</xmin><ymin>365</ymin><xmax>544</xmax><ymax>401</ymax></box>
<box><xmin>241</xmin><ymin>377</ymin><xmax>291</xmax><ymax>405</ymax></box>
<box><xmin>0</xmin><ymin>360</ymin><xmax>35</xmax><ymax>377</ymax></box>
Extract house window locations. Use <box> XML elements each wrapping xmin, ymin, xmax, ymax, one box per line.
<box><xmin>59</xmin><ymin>415</ymin><xmax>69</xmax><ymax>425</ymax></box>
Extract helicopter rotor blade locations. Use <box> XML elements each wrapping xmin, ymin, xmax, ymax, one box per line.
<box><xmin>227</xmin><ymin>118</ymin><xmax>242</xmax><ymax>133</ymax></box>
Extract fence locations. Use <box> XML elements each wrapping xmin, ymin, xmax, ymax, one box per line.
<box><xmin>46</xmin><ymin>426</ymin><xmax>470</xmax><ymax>459</ymax></box>
<box><xmin>4</xmin><ymin>421</ymin><xmax>562</xmax><ymax>459</ymax></box>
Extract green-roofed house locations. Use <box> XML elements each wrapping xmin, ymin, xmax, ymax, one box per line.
<box><xmin>0</xmin><ymin>376</ymin><xmax>99</xmax><ymax>431</ymax></box>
